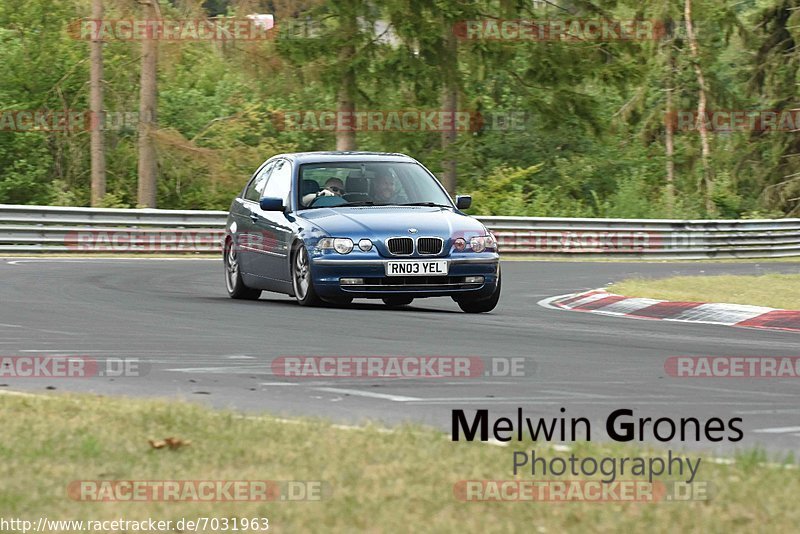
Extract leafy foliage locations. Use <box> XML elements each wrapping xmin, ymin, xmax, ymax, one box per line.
<box><xmin>0</xmin><ymin>0</ymin><xmax>796</xmax><ymax>218</ymax></box>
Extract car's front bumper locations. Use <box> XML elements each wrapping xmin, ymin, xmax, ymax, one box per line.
<box><xmin>310</xmin><ymin>254</ymin><xmax>500</xmax><ymax>299</ymax></box>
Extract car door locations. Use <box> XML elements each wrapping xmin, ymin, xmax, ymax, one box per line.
<box><xmin>250</xmin><ymin>158</ymin><xmax>295</xmax><ymax>282</ymax></box>
<box><xmin>238</xmin><ymin>160</ymin><xmax>275</xmax><ymax>275</ymax></box>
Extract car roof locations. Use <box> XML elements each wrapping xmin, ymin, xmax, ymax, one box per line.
<box><xmin>270</xmin><ymin>151</ymin><xmax>418</xmax><ymax>164</ymax></box>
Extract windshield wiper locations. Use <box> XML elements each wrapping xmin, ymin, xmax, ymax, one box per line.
<box><xmin>397</xmin><ymin>202</ymin><xmax>451</xmax><ymax>208</ymax></box>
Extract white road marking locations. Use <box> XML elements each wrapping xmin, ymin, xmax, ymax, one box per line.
<box><xmin>312</xmin><ymin>387</ymin><xmax>421</xmax><ymax>402</ymax></box>
<box><xmin>559</xmin><ymin>292</ymin><xmax>611</xmax><ymax>309</ymax></box>
<box><xmin>752</xmin><ymin>426</ymin><xmax>800</xmax><ymax>434</ymax></box>
<box><xmin>438</xmin><ymin>380</ymin><xmax>527</xmax><ymax>385</ymax></box>
<box><xmin>735</xmin><ymin>409</ymin><xmax>800</xmax><ymax>415</ymax></box>
<box><xmin>593</xmin><ymin>297</ymin><xmax>663</xmax><ymax>315</ymax></box>
<box><xmin>7</xmin><ymin>258</ymin><xmax>217</xmax><ymax>265</ymax></box>
<box><xmin>405</xmin><ymin>396</ymin><xmax>602</xmax><ymax>402</ymax></box>
<box><xmin>538</xmin><ymin>289</ymin><xmax>797</xmax><ymax>332</ymax></box>
<box><xmin>405</xmin><ymin>399</ymin><xmax>781</xmax><ymax>406</ymax></box>
<box><xmin>536</xmin><ymin>292</ymin><xmax>585</xmax><ymax>310</ymax></box>
<box><xmin>670</xmin><ymin>384</ymin><xmax>796</xmax><ymax>398</ymax></box>
<box><xmin>673</xmin><ymin>303</ymin><xmax>774</xmax><ymax>324</ymax></box>
<box><xmin>18</xmin><ymin>349</ymin><xmax>101</xmax><ymax>353</ymax></box>
<box><xmin>165</xmin><ymin>366</ymin><xmax>263</xmax><ymax>373</ymax></box>
<box><xmin>407</xmin><ymin>400</ymin><xmax>560</xmax><ymax>405</ymax></box>
<box><xmin>539</xmin><ymin>389</ymin><xmax>614</xmax><ymax>398</ymax></box>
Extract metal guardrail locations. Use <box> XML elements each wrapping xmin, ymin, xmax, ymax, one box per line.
<box><xmin>1</xmin><ymin>204</ymin><xmax>799</xmax><ymax>259</ymax></box>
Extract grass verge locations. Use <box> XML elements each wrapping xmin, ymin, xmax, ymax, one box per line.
<box><xmin>1</xmin><ymin>392</ymin><xmax>798</xmax><ymax>532</ymax></box>
<box><xmin>608</xmin><ymin>273</ymin><xmax>800</xmax><ymax>310</ymax></box>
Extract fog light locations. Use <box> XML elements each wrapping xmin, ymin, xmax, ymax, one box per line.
<box><xmin>340</xmin><ymin>278</ymin><xmax>364</xmax><ymax>285</ymax></box>
<box><xmin>464</xmin><ymin>276</ymin><xmax>484</xmax><ymax>284</ymax></box>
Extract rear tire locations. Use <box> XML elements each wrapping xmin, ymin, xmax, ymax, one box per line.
<box><xmin>382</xmin><ymin>296</ymin><xmax>414</xmax><ymax>307</ymax></box>
<box><xmin>456</xmin><ymin>272</ymin><xmax>501</xmax><ymax>314</ymax></box>
<box><xmin>224</xmin><ymin>238</ymin><xmax>261</xmax><ymax>300</ymax></box>
<box><xmin>291</xmin><ymin>242</ymin><xmax>322</xmax><ymax>307</ymax></box>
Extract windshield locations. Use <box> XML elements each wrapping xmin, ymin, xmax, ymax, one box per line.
<box><xmin>297</xmin><ymin>161</ymin><xmax>453</xmax><ymax>209</ymax></box>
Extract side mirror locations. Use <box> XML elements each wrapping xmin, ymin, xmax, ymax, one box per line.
<box><xmin>259</xmin><ymin>197</ymin><xmax>284</xmax><ymax>211</ymax></box>
<box><xmin>455</xmin><ymin>195</ymin><xmax>472</xmax><ymax>210</ymax></box>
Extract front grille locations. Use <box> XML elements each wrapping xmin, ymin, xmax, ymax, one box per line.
<box><xmin>387</xmin><ymin>237</ymin><xmax>413</xmax><ymax>255</ymax></box>
<box><xmin>417</xmin><ymin>237</ymin><xmax>443</xmax><ymax>255</ymax></box>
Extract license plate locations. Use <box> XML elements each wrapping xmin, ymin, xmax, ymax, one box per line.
<box><xmin>386</xmin><ymin>260</ymin><xmax>448</xmax><ymax>277</ymax></box>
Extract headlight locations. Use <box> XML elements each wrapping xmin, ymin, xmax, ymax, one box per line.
<box><xmin>485</xmin><ymin>232</ymin><xmax>497</xmax><ymax>250</ymax></box>
<box><xmin>333</xmin><ymin>238</ymin><xmax>354</xmax><ymax>254</ymax></box>
<box><xmin>453</xmin><ymin>238</ymin><xmax>466</xmax><ymax>252</ymax></box>
<box><xmin>317</xmin><ymin>237</ymin><xmax>354</xmax><ymax>254</ymax></box>
<box><xmin>469</xmin><ymin>234</ymin><xmax>496</xmax><ymax>253</ymax></box>
<box><xmin>358</xmin><ymin>238</ymin><xmax>373</xmax><ymax>252</ymax></box>
<box><xmin>470</xmin><ymin>236</ymin><xmax>486</xmax><ymax>253</ymax></box>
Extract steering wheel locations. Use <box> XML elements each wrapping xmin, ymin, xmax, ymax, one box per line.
<box><xmin>309</xmin><ymin>194</ymin><xmax>348</xmax><ymax>207</ymax></box>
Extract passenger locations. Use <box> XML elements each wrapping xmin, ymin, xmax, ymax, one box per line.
<box><xmin>302</xmin><ymin>177</ymin><xmax>345</xmax><ymax>206</ymax></box>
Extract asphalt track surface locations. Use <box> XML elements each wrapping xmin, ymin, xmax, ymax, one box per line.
<box><xmin>2</xmin><ymin>257</ymin><xmax>800</xmax><ymax>456</ymax></box>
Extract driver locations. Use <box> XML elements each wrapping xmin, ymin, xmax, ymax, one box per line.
<box><xmin>302</xmin><ymin>177</ymin><xmax>345</xmax><ymax>206</ymax></box>
<box><xmin>372</xmin><ymin>172</ymin><xmax>402</xmax><ymax>204</ymax></box>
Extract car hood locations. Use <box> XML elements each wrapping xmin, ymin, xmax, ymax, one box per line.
<box><xmin>298</xmin><ymin>206</ymin><xmax>487</xmax><ymax>239</ymax></box>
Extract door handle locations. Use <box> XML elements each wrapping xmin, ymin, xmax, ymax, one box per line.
<box><xmin>250</xmin><ymin>214</ymin><xmax>258</xmax><ymax>222</ymax></box>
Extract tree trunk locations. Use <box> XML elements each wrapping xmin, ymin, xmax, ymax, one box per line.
<box><xmin>137</xmin><ymin>0</ymin><xmax>159</xmax><ymax>208</ymax></box>
<box><xmin>440</xmin><ymin>18</ymin><xmax>458</xmax><ymax>195</ymax></box>
<box><xmin>335</xmin><ymin>8</ymin><xmax>357</xmax><ymax>152</ymax></box>
<box><xmin>684</xmin><ymin>0</ymin><xmax>714</xmax><ymax>214</ymax></box>
<box><xmin>664</xmin><ymin>46</ymin><xmax>676</xmax><ymax>215</ymax></box>
<box><xmin>336</xmin><ymin>64</ymin><xmax>357</xmax><ymax>151</ymax></box>
<box><xmin>89</xmin><ymin>0</ymin><xmax>105</xmax><ymax>206</ymax></box>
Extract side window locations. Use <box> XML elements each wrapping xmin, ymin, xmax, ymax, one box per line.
<box><xmin>244</xmin><ymin>161</ymin><xmax>275</xmax><ymax>202</ymax></box>
<box><xmin>262</xmin><ymin>159</ymin><xmax>292</xmax><ymax>204</ymax></box>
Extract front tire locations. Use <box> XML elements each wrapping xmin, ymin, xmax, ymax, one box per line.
<box><xmin>456</xmin><ymin>272</ymin><xmax>501</xmax><ymax>314</ymax></box>
<box><xmin>291</xmin><ymin>242</ymin><xmax>322</xmax><ymax>306</ymax></box>
<box><xmin>224</xmin><ymin>238</ymin><xmax>261</xmax><ymax>300</ymax></box>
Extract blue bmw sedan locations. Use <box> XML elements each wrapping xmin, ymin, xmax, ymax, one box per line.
<box><xmin>223</xmin><ymin>152</ymin><xmax>501</xmax><ymax>313</ymax></box>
